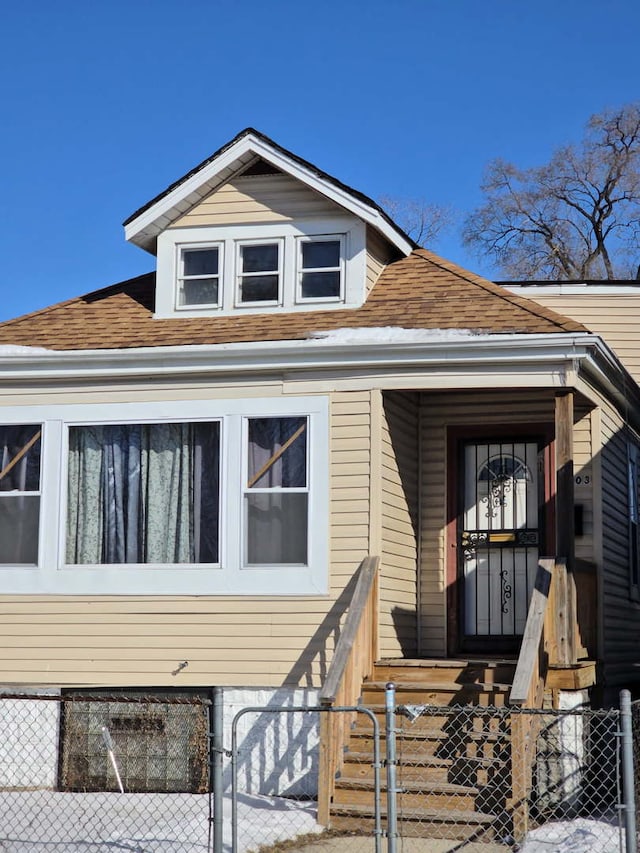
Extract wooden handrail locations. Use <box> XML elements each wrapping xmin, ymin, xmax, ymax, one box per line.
<box><xmin>320</xmin><ymin>556</ymin><xmax>379</xmax><ymax>704</ymax></box>
<box><xmin>317</xmin><ymin>555</ymin><xmax>379</xmax><ymax>826</ymax></box>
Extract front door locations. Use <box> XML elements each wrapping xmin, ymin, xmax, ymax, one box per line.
<box><xmin>459</xmin><ymin>439</ymin><xmax>543</xmax><ymax>651</ymax></box>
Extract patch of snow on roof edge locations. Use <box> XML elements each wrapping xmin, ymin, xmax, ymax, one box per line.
<box><xmin>0</xmin><ymin>345</ymin><xmax>51</xmax><ymax>355</ymax></box>
<box><xmin>308</xmin><ymin>327</ymin><xmax>479</xmax><ymax>344</ymax></box>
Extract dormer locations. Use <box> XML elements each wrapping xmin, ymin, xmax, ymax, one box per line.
<box><xmin>123</xmin><ymin>129</ymin><xmax>415</xmax><ymax>319</ymax></box>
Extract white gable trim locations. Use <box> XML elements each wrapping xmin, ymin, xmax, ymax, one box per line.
<box><xmin>125</xmin><ymin>134</ymin><xmax>413</xmax><ymax>256</ymax></box>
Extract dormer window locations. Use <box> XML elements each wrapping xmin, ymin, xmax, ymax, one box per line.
<box><xmin>298</xmin><ymin>236</ymin><xmax>343</xmax><ymax>301</ymax></box>
<box><xmin>237</xmin><ymin>241</ymin><xmax>282</xmax><ymax>304</ymax></box>
<box><xmin>178</xmin><ymin>245</ymin><xmax>222</xmax><ymax>307</ymax></box>
<box><xmin>156</xmin><ymin>218</ymin><xmax>367</xmax><ymax>319</ymax></box>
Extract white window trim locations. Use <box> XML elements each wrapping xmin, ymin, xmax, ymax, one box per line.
<box><xmin>235</xmin><ymin>238</ymin><xmax>284</xmax><ymax>308</ymax></box>
<box><xmin>0</xmin><ymin>397</ymin><xmax>329</xmax><ymax>596</ymax></box>
<box><xmin>175</xmin><ymin>241</ymin><xmax>224</xmax><ymax>311</ymax></box>
<box><xmin>154</xmin><ymin>216</ymin><xmax>366</xmax><ymax>319</ymax></box>
<box><xmin>296</xmin><ymin>234</ymin><xmax>346</xmax><ymax>304</ymax></box>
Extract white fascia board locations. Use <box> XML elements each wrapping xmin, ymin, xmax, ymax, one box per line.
<box><xmin>507</xmin><ymin>283</ymin><xmax>640</xmax><ymax>296</ymax></box>
<box><xmin>0</xmin><ymin>332</ymin><xmax>614</xmax><ymax>384</ymax></box>
<box><xmin>124</xmin><ymin>134</ymin><xmax>413</xmax><ymax>256</ymax></box>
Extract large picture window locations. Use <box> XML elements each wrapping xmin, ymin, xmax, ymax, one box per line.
<box><xmin>0</xmin><ymin>424</ymin><xmax>41</xmax><ymax>565</ymax></box>
<box><xmin>0</xmin><ymin>397</ymin><xmax>328</xmax><ymax>595</ymax></box>
<box><xmin>66</xmin><ymin>422</ymin><xmax>220</xmax><ymax>565</ymax></box>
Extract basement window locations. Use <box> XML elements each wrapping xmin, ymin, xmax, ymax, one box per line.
<box><xmin>59</xmin><ymin>690</ymin><xmax>210</xmax><ymax>793</ymax></box>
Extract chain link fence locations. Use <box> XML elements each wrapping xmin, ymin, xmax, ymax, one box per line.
<box><xmin>231</xmin><ymin>690</ymin><xmax>633</xmax><ymax>853</ymax></box>
<box><xmin>0</xmin><ymin>691</ymin><xmax>213</xmax><ymax>852</ymax></box>
<box><xmin>390</xmin><ymin>697</ymin><xmax>624</xmax><ymax>852</ymax></box>
<box><xmin>1</xmin><ymin>688</ymin><xmax>639</xmax><ymax>853</ymax></box>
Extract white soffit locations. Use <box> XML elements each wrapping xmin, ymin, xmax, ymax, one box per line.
<box><xmin>124</xmin><ymin>133</ymin><xmax>414</xmax><ymax>257</ymax></box>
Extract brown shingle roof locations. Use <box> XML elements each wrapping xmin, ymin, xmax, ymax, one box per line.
<box><xmin>0</xmin><ymin>250</ymin><xmax>585</xmax><ymax>352</ymax></box>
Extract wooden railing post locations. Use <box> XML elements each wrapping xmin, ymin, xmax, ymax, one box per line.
<box><xmin>548</xmin><ymin>558</ymin><xmax>573</xmax><ymax>667</ymax></box>
<box><xmin>555</xmin><ymin>391</ymin><xmax>577</xmax><ymax>666</ymax></box>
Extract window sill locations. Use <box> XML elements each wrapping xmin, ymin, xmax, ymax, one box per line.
<box><xmin>0</xmin><ymin>564</ymin><xmax>327</xmax><ymax>596</ymax></box>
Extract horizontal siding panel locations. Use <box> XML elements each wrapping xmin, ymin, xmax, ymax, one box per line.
<box><xmin>379</xmin><ymin>392</ymin><xmax>419</xmax><ymax>658</ymax></box>
<box><xmin>172</xmin><ymin>175</ymin><xmax>341</xmax><ymax>228</ymax></box>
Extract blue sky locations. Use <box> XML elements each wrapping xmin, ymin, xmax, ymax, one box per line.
<box><xmin>1</xmin><ymin>0</ymin><xmax>639</xmax><ymax>321</ymax></box>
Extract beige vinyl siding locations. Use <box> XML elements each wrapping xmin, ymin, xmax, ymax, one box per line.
<box><xmin>378</xmin><ymin>391</ymin><xmax>419</xmax><ymax>657</ymax></box>
<box><xmin>598</xmin><ymin>397</ymin><xmax>640</xmax><ymax>693</ymax></box>
<box><xmin>170</xmin><ymin>174</ymin><xmax>342</xmax><ymax>228</ymax></box>
<box><xmin>418</xmin><ymin>389</ymin><xmax>595</xmax><ymax>657</ymax></box>
<box><xmin>0</xmin><ymin>389</ymin><xmax>373</xmax><ymax>690</ymax></box>
<box><xmin>519</xmin><ymin>292</ymin><xmax>640</xmax><ymax>383</ymax></box>
<box><xmin>574</xmin><ymin>407</ymin><xmax>595</xmax><ymax>563</ymax></box>
<box><xmin>366</xmin><ymin>227</ymin><xmax>398</xmax><ymax>293</ymax></box>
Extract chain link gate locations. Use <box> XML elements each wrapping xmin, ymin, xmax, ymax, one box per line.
<box><xmin>227</xmin><ymin>689</ymin><xmax>640</xmax><ymax>853</ymax></box>
<box><xmin>230</xmin><ymin>704</ymin><xmax>381</xmax><ymax>853</ymax></box>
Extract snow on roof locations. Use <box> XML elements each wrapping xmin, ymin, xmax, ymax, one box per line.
<box><xmin>0</xmin><ymin>345</ymin><xmax>50</xmax><ymax>355</ymax></box>
<box><xmin>307</xmin><ymin>327</ymin><xmax>479</xmax><ymax>344</ymax></box>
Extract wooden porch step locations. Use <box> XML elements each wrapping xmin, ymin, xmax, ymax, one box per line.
<box><xmin>330</xmin><ymin>803</ymin><xmax>504</xmax><ymax>841</ymax></box>
<box><xmin>361</xmin><ymin>681</ymin><xmax>513</xmax><ymax>706</ymax></box>
<box><xmin>374</xmin><ymin>659</ymin><xmax>517</xmax><ymax>687</ymax></box>
<box><xmin>349</xmin><ymin>728</ymin><xmax>509</xmax><ymax>759</ymax></box>
<box><xmin>333</xmin><ymin>777</ymin><xmax>481</xmax><ymax>811</ymax></box>
<box><xmin>341</xmin><ymin>752</ymin><xmax>508</xmax><ymax>786</ymax></box>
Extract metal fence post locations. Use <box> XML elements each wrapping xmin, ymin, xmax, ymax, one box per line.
<box><xmin>212</xmin><ymin>687</ymin><xmax>224</xmax><ymax>853</ymax></box>
<box><xmin>385</xmin><ymin>682</ymin><xmax>398</xmax><ymax>853</ymax></box>
<box><xmin>620</xmin><ymin>690</ymin><xmax>638</xmax><ymax>853</ymax></box>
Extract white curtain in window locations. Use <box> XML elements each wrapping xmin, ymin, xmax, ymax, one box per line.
<box><xmin>66</xmin><ymin>423</ymin><xmax>218</xmax><ymax>565</ymax></box>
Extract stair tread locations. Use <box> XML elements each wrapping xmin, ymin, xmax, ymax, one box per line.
<box><xmin>331</xmin><ymin>803</ymin><xmax>499</xmax><ymax>824</ymax></box>
<box><xmin>343</xmin><ymin>751</ymin><xmax>506</xmax><ymax>766</ymax></box>
<box><xmin>364</xmin><ymin>680</ymin><xmax>513</xmax><ymax>691</ymax></box>
<box><xmin>350</xmin><ymin>725</ymin><xmax>507</xmax><ymax>740</ymax></box>
<box><xmin>336</xmin><ymin>778</ymin><xmax>480</xmax><ymax>795</ymax></box>
<box><xmin>377</xmin><ymin>658</ymin><xmax>516</xmax><ymax>666</ymax></box>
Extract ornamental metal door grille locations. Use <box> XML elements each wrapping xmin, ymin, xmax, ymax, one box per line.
<box><xmin>461</xmin><ymin>440</ymin><xmax>541</xmax><ymax>640</ymax></box>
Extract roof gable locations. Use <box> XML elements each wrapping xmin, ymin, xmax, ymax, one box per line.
<box><xmin>123</xmin><ymin>128</ymin><xmax>415</xmax><ymax>256</ymax></box>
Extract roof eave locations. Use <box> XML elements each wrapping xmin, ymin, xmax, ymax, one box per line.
<box><xmin>0</xmin><ymin>332</ymin><xmax>613</xmax><ymax>383</ymax></box>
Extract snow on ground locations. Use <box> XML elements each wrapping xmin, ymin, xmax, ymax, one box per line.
<box><xmin>0</xmin><ymin>790</ymin><xmax>626</xmax><ymax>853</ymax></box>
<box><xmin>0</xmin><ymin>790</ymin><xmax>320</xmax><ymax>852</ymax></box>
<box><xmin>519</xmin><ymin>817</ymin><xmax>623</xmax><ymax>853</ymax></box>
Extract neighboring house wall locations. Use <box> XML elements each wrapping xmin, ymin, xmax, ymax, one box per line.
<box><xmin>378</xmin><ymin>391</ymin><xmax>419</xmax><ymax>658</ymax></box>
<box><xmin>0</xmin><ymin>383</ymin><xmax>375</xmax><ymax>690</ymax></box>
<box><xmin>507</xmin><ymin>289</ymin><xmax>640</xmax><ymax>383</ymax></box>
<box><xmin>598</xmin><ymin>395</ymin><xmax>640</xmax><ymax>696</ymax></box>
<box><xmin>171</xmin><ymin>174</ymin><xmax>342</xmax><ymax>227</ymax></box>
<box><xmin>417</xmin><ymin>389</ymin><xmax>595</xmax><ymax>658</ymax></box>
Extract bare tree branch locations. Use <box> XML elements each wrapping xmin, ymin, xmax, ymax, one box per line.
<box><xmin>378</xmin><ymin>196</ymin><xmax>454</xmax><ymax>248</ymax></box>
<box><xmin>463</xmin><ymin>103</ymin><xmax>640</xmax><ymax>280</ymax></box>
